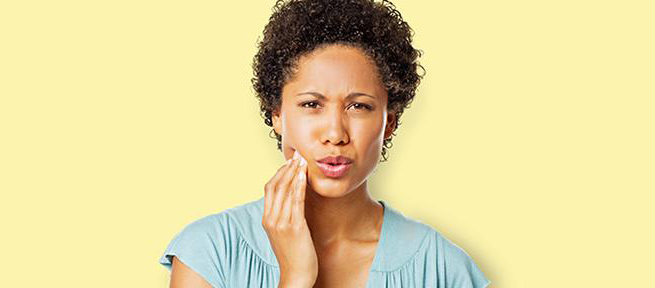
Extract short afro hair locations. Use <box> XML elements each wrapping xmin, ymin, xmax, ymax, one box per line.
<box><xmin>251</xmin><ymin>0</ymin><xmax>425</xmax><ymax>162</ymax></box>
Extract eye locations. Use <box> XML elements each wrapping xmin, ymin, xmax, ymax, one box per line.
<box><xmin>350</xmin><ymin>103</ymin><xmax>373</xmax><ymax>111</ymax></box>
<box><xmin>300</xmin><ymin>101</ymin><xmax>320</xmax><ymax>109</ymax></box>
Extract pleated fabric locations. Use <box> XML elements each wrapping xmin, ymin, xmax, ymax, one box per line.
<box><xmin>159</xmin><ymin>196</ymin><xmax>490</xmax><ymax>288</ymax></box>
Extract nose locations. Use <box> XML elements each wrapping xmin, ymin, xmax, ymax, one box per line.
<box><xmin>320</xmin><ymin>106</ymin><xmax>349</xmax><ymax>146</ymax></box>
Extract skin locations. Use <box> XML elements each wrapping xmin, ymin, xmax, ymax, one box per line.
<box><xmin>170</xmin><ymin>44</ymin><xmax>397</xmax><ymax>288</ymax></box>
<box><xmin>269</xmin><ymin>44</ymin><xmax>397</xmax><ymax>288</ymax></box>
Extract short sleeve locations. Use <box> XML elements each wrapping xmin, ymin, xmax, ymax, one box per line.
<box><xmin>441</xmin><ymin>233</ymin><xmax>491</xmax><ymax>288</ymax></box>
<box><xmin>159</xmin><ymin>213</ymin><xmax>231</xmax><ymax>288</ymax></box>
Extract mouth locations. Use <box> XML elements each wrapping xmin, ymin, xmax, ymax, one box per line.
<box><xmin>316</xmin><ymin>162</ymin><xmax>352</xmax><ymax>178</ymax></box>
<box><xmin>315</xmin><ymin>155</ymin><xmax>354</xmax><ymax>178</ymax></box>
<box><xmin>316</xmin><ymin>155</ymin><xmax>353</xmax><ymax>165</ymax></box>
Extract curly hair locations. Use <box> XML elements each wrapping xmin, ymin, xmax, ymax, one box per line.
<box><xmin>251</xmin><ymin>0</ymin><xmax>425</xmax><ymax>162</ymax></box>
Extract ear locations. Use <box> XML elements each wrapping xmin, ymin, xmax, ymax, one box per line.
<box><xmin>272</xmin><ymin>108</ymin><xmax>282</xmax><ymax>136</ymax></box>
<box><xmin>383</xmin><ymin>111</ymin><xmax>397</xmax><ymax>140</ymax></box>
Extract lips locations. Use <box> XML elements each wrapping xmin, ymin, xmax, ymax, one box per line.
<box><xmin>317</xmin><ymin>155</ymin><xmax>353</xmax><ymax>165</ymax></box>
<box><xmin>316</xmin><ymin>162</ymin><xmax>352</xmax><ymax>178</ymax></box>
<box><xmin>315</xmin><ymin>155</ymin><xmax>353</xmax><ymax>178</ymax></box>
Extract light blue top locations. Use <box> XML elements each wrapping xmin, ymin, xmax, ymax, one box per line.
<box><xmin>159</xmin><ymin>197</ymin><xmax>491</xmax><ymax>288</ymax></box>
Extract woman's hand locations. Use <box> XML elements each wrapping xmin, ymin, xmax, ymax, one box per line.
<box><xmin>263</xmin><ymin>149</ymin><xmax>318</xmax><ymax>288</ymax></box>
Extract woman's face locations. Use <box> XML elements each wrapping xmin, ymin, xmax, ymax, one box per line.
<box><xmin>272</xmin><ymin>44</ymin><xmax>396</xmax><ymax>198</ymax></box>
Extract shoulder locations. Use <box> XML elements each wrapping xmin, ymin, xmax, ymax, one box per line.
<box><xmin>159</xmin><ymin>196</ymin><xmax>278</xmax><ymax>265</ymax></box>
<box><xmin>179</xmin><ymin>210</ymin><xmax>230</xmax><ymax>237</ymax></box>
<box><xmin>381</xmin><ymin>201</ymin><xmax>490</xmax><ymax>287</ymax></box>
<box><xmin>164</xmin><ymin>206</ymin><xmax>236</xmax><ymax>253</ymax></box>
<box><xmin>174</xmin><ymin>196</ymin><xmax>266</xmax><ymax>241</ymax></box>
<box><xmin>374</xmin><ymin>201</ymin><xmax>435</xmax><ymax>270</ymax></box>
<box><xmin>159</xmin><ymin>198</ymin><xmax>272</xmax><ymax>287</ymax></box>
<box><xmin>431</xmin><ymin>229</ymin><xmax>491</xmax><ymax>288</ymax></box>
<box><xmin>172</xmin><ymin>197</ymin><xmax>267</xmax><ymax>252</ymax></box>
<box><xmin>159</xmin><ymin>210</ymin><xmax>233</xmax><ymax>287</ymax></box>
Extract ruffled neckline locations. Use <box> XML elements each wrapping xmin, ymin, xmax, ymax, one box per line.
<box><xmin>224</xmin><ymin>196</ymin><xmax>432</xmax><ymax>272</ymax></box>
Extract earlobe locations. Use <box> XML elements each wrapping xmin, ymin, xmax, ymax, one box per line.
<box><xmin>272</xmin><ymin>110</ymin><xmax>281</xmax><ymax>135</ymax></box>
<box><xmin>384</xmin><ymin>113</ymin><xmax>396</xmax><ymax>140</ymax></box>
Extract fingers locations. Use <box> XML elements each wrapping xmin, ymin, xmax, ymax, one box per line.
<box><xmin>291</xmin><ymin>161</ymin><xmax>308</xmax><ymax>225</ymax></box>
<box><xmin>281</xmin><ymin>157</ymin><xmax>306</xmax><ymax>225</ymax></box>
<box><xmin>264</xmin><ymin>158</ymin><xmax>293</xmax><ymax>219</ymax></box>
<box><xmin>271</xmin><ymin>157</ymin><xmax>301</xmax><ymax>226</ymax></box>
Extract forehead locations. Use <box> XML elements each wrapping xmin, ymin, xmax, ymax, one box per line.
<box><xmin>284</xmin><ymin>45</ymin><xmax>386</xmax><ymax>96</ymax></box>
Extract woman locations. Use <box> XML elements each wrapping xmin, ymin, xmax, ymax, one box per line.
<box><xmin>160</xmin><ymin>0</ymin><xmax>490</xmax><ymax>287</ymax></box>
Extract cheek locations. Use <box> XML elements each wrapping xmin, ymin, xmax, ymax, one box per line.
<box><xmin>354</xmin><ymin>118</ymin><xmax>385</xmax><ymax>141</ymax></box>
<box><xmin>353</xmin><ymin>121</ymin><xmax>385</xmax><ymax>157</ymax></box>
<box><xmin>282</xmin><ymin>115</ymin><xmax>312</xmax><ymax>147</ymax></box>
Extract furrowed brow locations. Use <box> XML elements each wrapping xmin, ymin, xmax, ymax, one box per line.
<box><xmin>296</xmin><ymin>91</ymin><xmax>375</xmax><ymax>100</ymax></box>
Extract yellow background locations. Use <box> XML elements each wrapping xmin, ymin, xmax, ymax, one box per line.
<box><xmin>1</xmin><ymin>0</ymin><xmax>653</xmax><ymax>287</ymax></box>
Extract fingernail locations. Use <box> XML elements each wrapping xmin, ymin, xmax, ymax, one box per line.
<box><xmin>299</xmin><ymin>156</ymin><xmax>307</xmax><ymax>166</ymax></box>
<box><xmin>298</xmin><ymin>171</ymin><xmax>305</xmax><ymax>181</ymax></box>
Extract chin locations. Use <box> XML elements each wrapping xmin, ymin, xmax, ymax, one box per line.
<box><xmin>308</xmin><ymin>176</ymin><xmax>353</xmax><ymax>198</ymax></box>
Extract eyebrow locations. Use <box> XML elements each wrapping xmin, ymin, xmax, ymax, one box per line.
<box><xmin>295</xmin><ymin>91</ymin><xmax>376</xmax><ymax>100</ymax></box>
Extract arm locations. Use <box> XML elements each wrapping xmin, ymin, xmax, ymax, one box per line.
<box><xmin>170</xmin><ymin>256</ymin><xmax>213</xmax><ymax>288</ymax></box>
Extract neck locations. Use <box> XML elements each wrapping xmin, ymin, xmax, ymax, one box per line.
<box><xmin>303</xmin><ymin>181</ymin><xmax>384</xmax><ymax>247</ymax></box>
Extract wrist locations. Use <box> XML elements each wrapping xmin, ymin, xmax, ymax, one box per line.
<box><xmin>278</xmin><ymin>276</ymin><xmax>315</xmax><ymax>288</ymax></box>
